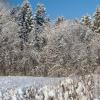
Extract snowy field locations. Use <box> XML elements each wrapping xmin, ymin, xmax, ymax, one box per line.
<box><xmin>0</xmin><ymin>76</ymin><xmax>66</xmax><ymax>90</ymax></box>
<box><xmin>0</xmin><ymin>75</ymin><xmax>99</xmax><ymax>100</ymax></box>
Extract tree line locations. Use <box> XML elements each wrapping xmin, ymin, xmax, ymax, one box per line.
<box><xmin>0</xmin><ymin>0</ymin><xmax>100</xmax><ymax>76</ymax></box>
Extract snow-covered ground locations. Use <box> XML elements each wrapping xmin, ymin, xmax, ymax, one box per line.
<box><xmin>0</xmin><ymin>75</ymin><xmax>99</xmax><ymax>100</ymax></box>
<box><xmin>0</xmin><ymin>76</ymin><xmax>66</xmax><ymax>90</ymax></box>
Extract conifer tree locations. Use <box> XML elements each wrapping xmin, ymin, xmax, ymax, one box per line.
<box><xmin>56</xmin><ymin>16</ymin><xmax>65</xmax><ymax>25</ymax></box>
<box><xmin>92</xmin><ymin>7</ymin><xmax>100</xmax><ymax>33</ymax></box>
<box><xmin>18</xmin><ymin>0</ymin><xmax>34</xmax><ymax>43</ymax></box>
<box><xmin>10</xmin><ymin>6</ymin><xmax>20</xmax><ymax>20</ymax></box>
<box><xmin>81</xmin><ymin>15</ymin><xmax>91</xmax><ymax>28</ymax></box>
<box><xmin>33</xmin><ymin>4</ymin><xmax>48</xmax><ymax>51</ymax></box>
<box><xmin>34</xmin><ymin>4</ymin><xmax>48</xmax><ymax>26</ymax></box>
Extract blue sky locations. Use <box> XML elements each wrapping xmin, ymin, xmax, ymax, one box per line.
<box><xmin>9</xmin><ymin>0</ymin><xmax>100</xmax><ymax>20</ymax></box>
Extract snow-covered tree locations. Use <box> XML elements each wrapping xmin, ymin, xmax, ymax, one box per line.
<box><xmin>32</xmin><ymin>4</ymin><xmax>49</xmax><ymax>51</ymax></box>
<box><xmin>81</xmin><ymin>15</ymin><xmax>91</xmax><ymax>28</ymax></box>
<box><xmin>0</xmin><ymin>0</ymin><xmax>100</xmax><ymax>76</ymax></box>
<box><xmin>34</xmin><ymin>4</ymin><xmax>49</xmax><ymax>26</ymax></box>
<box><xmin>0</xmin><ymin>2</ymin><xmax>21</xmax><ymax>75</ymax></box>
<box><xmin>18</xmin><ymin>0</ymin><xmax>34</xmax><ymax>43</ymax></box>
<box><xmin>92</xmin><ymin>7</ymin><xmax>100</xmax><ymax>33</ymax></box>
<box><xmin>10</xmin><ymin>6</ymin><xmax>20</xmax><ymax>20</ymax></box>
<box><xmin>55</xmin><ymin>16</ymin><xmax>65</xmax><ymax>25</ymax></box>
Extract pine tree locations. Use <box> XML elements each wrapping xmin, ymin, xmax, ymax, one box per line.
<box><xmin>56</xmin><ymin>16</ymin><xmax>65</xmax><ymax>25</ymax></box>
<box><xmin>18</xmin><ymin>0</ymin><xmax>34</xmax><ymax>43</ymax></box>
<box><xmin>34</xmin><ymin>4</ymin><xmax>48</xmax><ymax>26</ymax></box>
<box><xmin>32</xmin><ymin>4</ymin><xmax>48</xmax><ymax>51</ymax></box>
<box><xmin>92</xmin><ymin>7</ymin><xmax>100</xmax><ymax>33</ymax></box>
<box><xmin>81</xmin><ymin>15</ymin><xmax>91</xmax><ymax>28</ymax></box>
<box><xmin>10</xmin><ymin>6</ymin><xmax>20</xmax><ymax>20</ymax></box>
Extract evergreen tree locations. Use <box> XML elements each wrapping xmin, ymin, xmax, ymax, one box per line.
<box><xmin>81</xmin><ymin>15</ymin><xmax>91</xmax><ymax>28</ymax></box>
<box><xmin>32</xmin><ymin>4</ymin><xmax>48</xmax><ymax>51</ymax></box>
<box><xmin>34</xmin><ymin>4</ymin><xmax>48</xmax><ymax>26</ymax></box>
<box><xmin>92</xmin><ymin>7</ymin><xmax>100</xmax><ymax>33</ymax></box>
<box><xmin>18</xmin><ymin>0</ymin><xmax>34</xmax><ymax>43</ymax></box>
<box><xmin>10</xmin><ymin>6</ymin><xmax>20</xmax><ymax>20</ymax></box>
<box><xmin>56</xmin><ymin>16</ymin><xmax>65</xmax><ymax>25</ymax></box>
